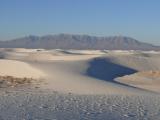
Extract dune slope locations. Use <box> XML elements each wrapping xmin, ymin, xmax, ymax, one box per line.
<box><xmin>0</xmin><ymin>59</ymin><xmax>45</xmax><ymax>78</ymax></box>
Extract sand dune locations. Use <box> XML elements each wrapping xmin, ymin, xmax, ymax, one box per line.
<box><xmin>58</xmin><ymin>49</ymin><xmax>106</xmax><ymax>55</ymax></box>
<box><xmin>0</xmin><ymin>48</ymin><xmax>160</xmax><ymax>94</ymax></box>
<box><xmin>27</xmin><ymin>50</ymin><xmax>160</xmax><ymax>94</ymax></box>
<box><xmin>0</xmin><ymin>59</ymin><xmax>45</xmax><ymax>78</ymax></box>
<box><xmin>0</xmin><ymin>48</ymin><xmax>102</xmax><ymax>61</ymax></box>
<box><xmin>31</xmin><ymin>60</ymin><xmax>145</xmax><ymax>94</ymax></box>
<box><xmin>117</xmin><ymin>71</ymin><xmax>160</xmax><ymax>93</ymax></box>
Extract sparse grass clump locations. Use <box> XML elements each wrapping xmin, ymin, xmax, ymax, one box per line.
<box><xmin>0</xmin><ymin>75</ymin><xmax>34</xmax><ymax>88</ymax></box>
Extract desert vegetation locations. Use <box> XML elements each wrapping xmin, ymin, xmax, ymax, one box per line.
<box><xmin>0</xmin><ymin>75</ymin><xmax>34</xmax><ymax>88</ymax></box>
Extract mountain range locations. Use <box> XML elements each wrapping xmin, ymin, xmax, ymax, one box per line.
<box><xmin>0</xmin><ymin>34</ymin><xmax>159</xmax><ymax>50</ymax></box>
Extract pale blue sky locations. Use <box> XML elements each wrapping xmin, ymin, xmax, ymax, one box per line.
<box><xmin>0</xmin><ymin>0</ymin><xmax>160</xmax><ymax>45</ymax></box>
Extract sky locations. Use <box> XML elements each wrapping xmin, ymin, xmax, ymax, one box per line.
<box><xmin>0</xmin><ymin>0</ymin><xmax>160</xmax><ymax>45</ymax></box>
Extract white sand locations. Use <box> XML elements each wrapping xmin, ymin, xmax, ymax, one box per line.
<box><xmin>0</xmin><ymin>48</ymin><xmax>160</xmax><ymax>119</ymax></box>
<box><xmin>0</xmin><ymin>59</ymin><xmax>45</xmax><ymax>78</ymax></box>
<box><xmin>116</xmin><ymin>71</ymin><xmax>160</xmax><ymax>93</ymax></box>
<box><xmin>31</xmin><ymin>60</ymin><xmax>143</xmax><ymax>95</ymax></box>
<box><xmin>0</xmin><ymin>48</ymin><xmax>160</xmax><ymax>94</ymax></box>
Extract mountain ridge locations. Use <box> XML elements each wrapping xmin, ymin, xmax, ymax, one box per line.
<box><xmin>0</xmin><ymin>34</ymin><xmax>159</xmax><ymax>50</ymax></box>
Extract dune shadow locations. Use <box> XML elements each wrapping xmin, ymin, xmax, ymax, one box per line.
<box><xmin>86</xmin><ymin>57</ymin><xmax>138</xmax><ymax>87</ymax></box>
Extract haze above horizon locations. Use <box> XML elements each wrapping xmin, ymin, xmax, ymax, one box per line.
<box><xmin>0</xmin><ymin>0</ymin><xmax>160</xmax><ymax>45</ymax></box>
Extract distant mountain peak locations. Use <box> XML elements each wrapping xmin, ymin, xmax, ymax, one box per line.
<box><xmin>0</xmin><ymin>34</ymin><xmax>159</xmax><ymax>50</ymax></box>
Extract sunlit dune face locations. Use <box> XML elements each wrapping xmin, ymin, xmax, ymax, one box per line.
<box><xmin>137</xmin><ymin>71</ymin><xmax>160</xmax><ymax>78</ymax></box>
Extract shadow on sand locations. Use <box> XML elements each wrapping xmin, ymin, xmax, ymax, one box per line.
<box><xmin>87</xmin><ymin>57</ymin><xmax>137</xmax><ymax>87</ymax></box>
